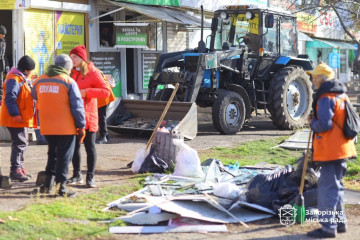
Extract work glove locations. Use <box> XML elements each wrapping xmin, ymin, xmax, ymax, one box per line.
<box><xmin>77</xmin><ymin>128</ymin><xmax>86</xmax><ymax>143</ymax></box>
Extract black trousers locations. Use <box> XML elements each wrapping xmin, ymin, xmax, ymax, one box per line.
<box><xmin>45</xmin><ymin>135</ymin><xmax>76</xmax><ymax>183</ymax></box>
<box><xmin>0</xmin><ymin>71</ymin><xmax>3</xmax><ymax>102</ymax></box>
<box><xmin>7</xmin><ymin>127</ymin><xmax>28</xmax><ymax>172</ymax></box>
<box><xmin>98</xmin><ymin>104</ymin><xmax>108</xmax><ymax>137</ymax></box>
<box><xmin>71</xmin><ymin>130</ymin><xmax>97</xmax><ymax>174</ymax></box>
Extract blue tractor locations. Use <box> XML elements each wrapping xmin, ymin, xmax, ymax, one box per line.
<box><xmin>108</xmin><ymin>5</ymin><xmax>314</xmax><ymax>138</ymax></box>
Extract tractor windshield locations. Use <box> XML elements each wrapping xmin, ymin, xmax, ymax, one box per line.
<box><xmin>214</xmin><ymin>12</ymin><xmax>260</xmax><ymax>51</ymax></box>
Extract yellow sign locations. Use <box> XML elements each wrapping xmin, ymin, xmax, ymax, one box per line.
<box><xmin>232</xmin><ymin>14</ymin><xmax>260</xmax><ymax>35</ymax></box>
<box><xmin>0</xmin><ymin>0</ymin><xmax>29</xmax><ymax>9</ymax></box>
<box><xmin>56</xmin><ymin>11</ymin><xmax>85</xmax><ymax>55</ymax></box>
<box><xmin>24</xmin><ymin>9</ymin><xmax>54</xmax><ymax>78</ymax></box>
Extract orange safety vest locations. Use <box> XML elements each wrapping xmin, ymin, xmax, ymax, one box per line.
<box><xmin>312</xmin><ymin>93</ymin><xmax>357</xmax><ymax>162</ymax></box>
<box><xmin>32</xmin><ymin>74</ymin><xmax>78</xmax><ymax>135</ymax></box>
<box><xmin>0</xmin><ymin>73</ymin><xmax>36</xmax><ymax>128</ymax></box>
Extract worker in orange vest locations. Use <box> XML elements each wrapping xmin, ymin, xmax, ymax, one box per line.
<box><xmin>306</xmin><ymin>63</ymin><xmax>357</xmax><ymax>238</ymax></box>
<box><xmin>32</xmin><ymin>54</ymin><xmax>86</xmax><ymax>197</ymax></box>
<box><xmin>0</xmin><ymin>56</ymin><xmax>36</xmax><ymax>182</ymax></box>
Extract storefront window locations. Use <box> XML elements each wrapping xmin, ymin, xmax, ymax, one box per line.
<box><xmin>99</xmin><ymin>11</ymin><xmax>117</xmax><ymax>48</ymax></box>
<box><xmin>148</xmin><ymin>22</ymin><xmax>163</xmax><ymax>51</ymax></box>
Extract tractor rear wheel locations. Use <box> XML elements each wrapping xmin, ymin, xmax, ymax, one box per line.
<box><xmin>212</xmin><ymin>90</ymin><xmax>246</xmax><ymax>135</ymax></box>
<box><xmin>268</xmin><ymin>66</ymin><xmax>313</xmax><ymax>130</ymax></box>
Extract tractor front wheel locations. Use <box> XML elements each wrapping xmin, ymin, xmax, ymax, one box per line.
<box><xmin>268</xmin><ymin>66</ymin><xmax>313</xmax><ymax>130</ymax></box>
<box><xmin>212</xmin><ymin>90</ymin><xmax>246</xmax><ymax>135</ymax></box>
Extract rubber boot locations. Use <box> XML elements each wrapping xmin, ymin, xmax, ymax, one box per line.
<box><xmin>57</xmin><ymin>181</ymin><xmax>76</xmax><ymax>197</ymax></box>
<box><xmin>39</xmin><ymin>175</ymin><xmax>55</xmax><ymax>194</ymax></box>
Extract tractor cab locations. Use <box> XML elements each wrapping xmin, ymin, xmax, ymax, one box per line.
<box><xmin>210</xmin><ymin>5</ymin><xmax>298</xmax><ymax>58</ymax></box>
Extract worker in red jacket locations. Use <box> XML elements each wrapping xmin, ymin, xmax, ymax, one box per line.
<box><xmin>67</xmin><ymin>45</ymin><xmax>110</xmax><ymax>188</ymax></box>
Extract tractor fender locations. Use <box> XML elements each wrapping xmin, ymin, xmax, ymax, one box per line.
<box><xmin>225</xmin><ymin>84</ymin><xmax>252</xmax><ymax>120</ymax></box>
<box><xmin>272</xmin><ymin>56</ymin><xmax>313</xmax><ymax>72</ymax></box>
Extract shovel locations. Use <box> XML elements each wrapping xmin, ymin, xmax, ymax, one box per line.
<box><xmin>128</xmin><ymin>83</ymin><xmax>180</xmax><ymax>170</ymax></box>
<box><xmin>294</xmin><ymin>129</ymin><xmax>312</xmax><ymax>224</ymax></box>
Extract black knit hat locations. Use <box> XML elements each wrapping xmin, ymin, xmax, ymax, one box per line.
<box><xmin>0</xmin><ymin>25</ymin><xmax>6</xmax><ymax>35</ymax></box>
<box><xmin>18</xmin><ymin>55</ymin><xmax>36</xmax><ymax>72</ymax></box>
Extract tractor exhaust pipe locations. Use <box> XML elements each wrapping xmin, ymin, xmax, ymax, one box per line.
<box><xmin>201</xmin><ymin>5</ymin><xmax>204</xmax><ymax>42</ymax></box>
<box><xmin>197</xmin><ymin>5</ymin><xmax>206</xmax><ymax>53</ymax></box>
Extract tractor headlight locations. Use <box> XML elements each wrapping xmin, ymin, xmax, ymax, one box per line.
<box><xmin>220</xmin><ymin>12</ymin><xmax>228</xmax><ymax>19</ymax></box>
<box><xmin>246</xmin><ymin>12</ymin><xmax>255</xmax><ymax>20</ymax></box>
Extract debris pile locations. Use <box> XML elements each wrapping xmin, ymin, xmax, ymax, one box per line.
<box><xmin>103</xmin><ymin>135</ymin><xmax>319</xmax><ymax>234</ymax></box>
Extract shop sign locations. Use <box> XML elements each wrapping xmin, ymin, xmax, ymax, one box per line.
<box><xmin>0</xmin><ymin>0</ymin><xmax>29</xmax><ymax>9</ymax></box>
<box><xmin>296</xmin><ymin>12</ymin><xmax>317</xmax><ymax>34</ymax></box>
<box><xmin>24</xmin><ymin>9</ymin><xmax>54</xmax><ymax>78</ymax></box>
<box><xmin>56</xmin><ymin>11</ymin><xmax>85</xmax><ymax>55</ymax></box>
<box><xmin>115</xmin><ymin>23</ymin><xmax>149</xmax><ymax>48</ymax></box>
<box><xmin>142</xmin><ymin>53</ymin><xmax>160</xmax><ymax>90</ymax></box>
<box><xmin>90</xmin><ymin>52</ymin><xmax>122</xmax><ymax>97</ymax></box>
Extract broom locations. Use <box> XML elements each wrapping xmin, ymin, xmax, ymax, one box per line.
<box><xmin>129</xmin><ymin>83</ymin><xmax>180</xmax><ymax>172</ymax></box>
<box><xmin>294</xmin><ymin>129</ymin><xmax>312</xmax><ymax>224</ymax></box>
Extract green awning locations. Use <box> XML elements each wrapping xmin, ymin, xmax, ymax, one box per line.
<box><xmin>108</xmin><ymin>1</ymin><xmax>210</xmax><ymax>27</ymax></box>
<box><xmin>306</xmin><ymin>39</ymin><xmax>357</xmax><ymax>50</ymax></box>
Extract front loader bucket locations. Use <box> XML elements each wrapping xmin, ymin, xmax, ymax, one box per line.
<box><xmin>107</xmin><ymin>100</ymin><xmax>197</xmax><ymax>139</ymax></box>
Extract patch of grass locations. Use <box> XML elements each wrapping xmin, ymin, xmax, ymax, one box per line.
<box><xmin>200</xmin><ymin>136</ymin><xmax>360</xmax><ymax>187</ymax></box>
<box><xmin>0</xmin><ymin>179</ymin><xmax>144</xmax><ymax>240</ymax></box>
<box><xmin>199</xmin><ymin>136</ymin><xmax>303</xmax><ymax>167</ymax></box>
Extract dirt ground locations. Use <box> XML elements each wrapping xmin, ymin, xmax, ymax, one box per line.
<box><xmin>1</xmin><ymin>115</ymin><xmax>360</xmax><ymax>239</ymax></box>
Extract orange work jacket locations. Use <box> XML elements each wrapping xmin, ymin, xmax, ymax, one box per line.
<box><xmin>32</xmin><ymin>74</ymin><xmax>78</xmax><ymax>135</ymax></box>
<box><xmin>0</xmin><ymin>73</ymin><xmax>36</xmax><ymax>128</ymax></box>
<box><xmin>312</xmin><ymin>93</ymin><xmax>357</xmax><ymax>162</ymax></box>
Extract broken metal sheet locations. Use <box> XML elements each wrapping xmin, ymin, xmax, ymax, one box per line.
<box><xmin>103</xmin><ymin>187</ymin><xmax>148</xmax><ymax>211</ymax></box>
<box><xmin>111</xmin><ymin>203</ymin><xmax>152</xmax><ymax>212</ymax></box>
<box><xmin>109</xmin><ymin>224</ymin><xmax>228</xmax><ymax>234</ymax></box>
<box><xmin>154</xmin><ymin>173</ymin><xmax>203</xmax><ymax>182</ymax></box>
<box><xmin>277</xmin><ymin>129</ymin><xmax>312</xmax><ymax>150</ymax></box>
<box><xmin>143</xmin><ymin>195</ymin><xmax>273</xmax><ymax>223</ymax></box>
<box><xmin>119</xmin><ymin>212</ymin><xmax>179</xmax><ymax>225</ymax></box>
<box><xmin>203</xmin><ymin>160</ymin><xmax>222</xmax><ymax>183</ymax></box>
<box><xmin>228</xmin><ymin>201</ymin><xmax>276</xmax><ymax>215</ymax></box>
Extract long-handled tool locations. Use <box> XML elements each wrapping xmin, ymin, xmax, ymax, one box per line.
<box><xmin>128</xmin><ymin>83</ymin><xmax>180</xmax><ymax>169</ymax></box>
<box><xmin>294</xmin><ymin>129</ymin><xmax>312</xmax><ymax>224</ymax></box>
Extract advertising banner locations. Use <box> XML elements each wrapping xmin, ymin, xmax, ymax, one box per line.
<box><xmin>297</xmin><ymin>12</ymin><xmax>317</xmax><ymax>34</ymax></box>
<box><xmin>90</xmin><ymin>52</ymin><xmax>122</xmax><ymax>97</ymax></box>
<box><xmin>142</xmin><ymin>53</ymin><xmax>160</xmax><ymax>90</ymax></box>
<box><xmin>0</xmin><ymin>0</ymin><xmax>29</xmax><ymax>9</ymax></box>
<box><xmin>56</xmin><ymin>11</ymin><xmax>85</xmax><ymax>55</ymax></box>
<box><xmin>24</xmin><ymin>9</ymin><xmax>54</xmax><ymax>78</ymax></box>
